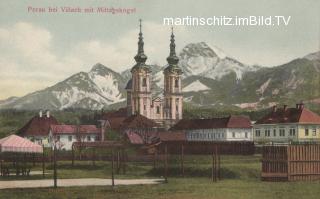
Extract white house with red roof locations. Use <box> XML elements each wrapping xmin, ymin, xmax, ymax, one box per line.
<box><xmin>170</xmin><ymin>115</ymin><xmax>252</xmax><ymax>141</ymax></box>
<box><xmin>18</xmin><ymin>110</ymin><xmax>58</xmax><ymax>147</ymax></box>
<box><xmin>254</xmin><ymin>103</ymin><xmax>320</xmax><ymax>143</ymax></box>
<box><xmin>49</xmin><ymin>125</ymin><xmax>102</xmax><ymax>150</ymax></box>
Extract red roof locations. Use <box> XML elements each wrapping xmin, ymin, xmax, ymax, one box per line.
<box><xmin>100</xmin><ymin>108</ymin><xmax>127</xmax><ymax>119</ymax></box>
<box><xmin>125</xmin><ymin>131</ymin><xmax>144</xmax><ymax>145</ymax></box>
<box><xmin>171</xmin><ymin>115</ymin><xmax>251</xmax><ymax>130</ymax></box>
<box><xmin>0</xmin><ymin>135</ymin><xmax>43</xmax><ymax>153</ymax></box>
<box><xmin>120</xmin><ymin>114</ymin><xmax>159</xmax><ymax>129</ymax></box>
<box><xmin>18</xmin><ymin>115</ymin><xmax>59</xmax><ymax>137</ymax></box>
<box><xmin>50</xmin><ymin>125</ymin><xmax>101</xmax><ymax>135</ymax></box>
<box><xmin>256</xmin><ymin>105</ymin><xmax>320</xmax><ymax>124</ymax></box>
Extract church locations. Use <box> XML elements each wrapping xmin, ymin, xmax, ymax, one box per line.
<box><xmin>125</xmin><ymin>20</ymin><xmax>183</xmax><ymax>126</ymax></box>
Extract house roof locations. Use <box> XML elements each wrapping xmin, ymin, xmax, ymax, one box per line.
<box><xmin>50</xmin><ymin>125</ymin><xmax>101</xmax><ymax>135</ymax></box>
<box><xmin>100</xmin><ymin>108</ymin><xmax>127</xmax><ymax>119</ymax></box>
<box><xmin>120</xmin><ymin>114</ymin><xmax>160</xmax><ymax>129</ymax></box>
<box><xmin>18</xmin><ymin>115</ymin><xmax>59</xmax><ymax>137</ymax></box>
<box><xmin>125</xmin><ymin>131</ymin><xmax>144</xmax><ymax>145</ymax></box>
<box><xmin>0</xmin><ymin>135</ymin><xmax>43</xmax><ymax>153</ymax></box>
<box><xmin>100</xmin><ymin>108</ymin><xmax>128</xmax><ymax>130</ymax></box>
<box><xmin>170</xmin><ymin>115</ymin><xmax>252</xmax><ymax>130</ymax></box>
<box><xmin>255</xmin><ymin>105</ymin><xmax>320</xmax><ymax>124</ymax></box>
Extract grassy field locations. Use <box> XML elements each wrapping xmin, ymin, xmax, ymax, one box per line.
<box><xmin>1</xmin><ymin>155</ymin><xmax>320</xmax><ymax>199</ymax></box>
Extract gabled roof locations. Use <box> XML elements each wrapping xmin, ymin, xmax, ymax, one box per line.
<box><xmin>0</xmin><ymin>135</ymin><xmax>43</xmax><ymax>153</ymax></box>
<box><xmin>125</xmin><ymin>131</ymin><xmax>144</xmax><ymax>145</ymax></box>
<box><xmin>255</xmin><ymin>105</ymin><xmax>320</xmax><ymax>124</ymax></box>
<box><xmin>100</xmin><ymin>108</ymin><xmax>128</xmax><ymax>130</ymax></box>
<box><xmin>170</xmin><ymin>115</ymin><xmax>252</xmax><ymax>130</ymax></box>
<box><xmin>18</xmin><ymin>115</ymin><xmax>59</xmax><ymax>137</ymax></box>
<box><xmin>121</xmin><ymin>114</ymin><xmax>159</xmax><ymax>129</ymax></box>
<box><xmin>100</xmin><ymin>108</ymin><xmax>127</xmax><ymax>119</ymax></box>
<box><xmin>50</xmin><ymin>125</ymin><xmax>101</xmax><ymax>135</ymax></box>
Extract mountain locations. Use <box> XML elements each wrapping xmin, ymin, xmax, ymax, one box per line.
<box><xmin>304</xmin><ymin>51</ymin><xmax>320</xmax><ymax>61</ymax></box>
<box><xmin>182</xmin><ymin>55</ymin><xmax>320</xmax><ymax>109</ymax></box>
<box><xmin>179</xmin><ymin>42</ymin><xmax>260</xmax><ymax>80</ymax></box>
<box><xmin>0</xmin><ymin>63</ymin><xmax>126</xmax><ymax>110</ymax></box>
<box><xmin>1</xmin><ymin>42</ymin><xmax>319</xmax><ymax>111</ymax></box>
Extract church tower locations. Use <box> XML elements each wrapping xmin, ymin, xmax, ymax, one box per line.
<box><xmin>129</xmin><ymin>19</ymin><xmax>152</xmax><ymax>118</ymax></box>
<box><xmin>163</xmin><ymin>28</ymin><xmax>183</xmax><ymax>120</ymax></box>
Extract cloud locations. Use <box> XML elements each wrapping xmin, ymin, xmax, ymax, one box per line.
<box><xmin>0</xmin><ymin>21</ymin><xmax>193</xmax><ymax>99</ymax></box>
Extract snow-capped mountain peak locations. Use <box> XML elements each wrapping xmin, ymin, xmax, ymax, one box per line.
<box><xmin>178</xmin><ymin>42</ymin><xmax>259</xmax><ymax>80</ymax></box>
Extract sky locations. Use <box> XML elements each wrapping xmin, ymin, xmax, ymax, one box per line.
<box><xmin>0</xmin><ymin>0</ymin><xmax>319</xmax><ymax>99</ymax></box>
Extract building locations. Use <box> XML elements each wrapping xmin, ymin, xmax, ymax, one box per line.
<box><xmin>125</xmin><ymin>20</ymin><xmax>183</xmax><ymax>126</ymax></box>
<box><xmin>170</xmin><ymin>115</ymin><xmax>252</xmax><ymax>141</ymax></box>
<box><xmin>17</xmin><ymin>110</ymin><xmax>59</xmax><ymax>147</ymax></box>
<box><xmin>49</xmin><ymin>125</ymin><xmax>102</xmax><ymax>150</ymax></box>
<box><xmin>253</xmin><ymin>103</ymin><xmax>320</xmax><ymax>144</ymax></box>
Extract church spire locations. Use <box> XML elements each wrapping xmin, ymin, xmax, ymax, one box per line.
<box><xmin>134</xmin><ymin>19</ymin><xmax>147</xmax><ymax>64</ymax></box>
<box><xmin>167</xmin><ymin>27</ymin><xmax>179</xmax><ymax>65</ymax></box>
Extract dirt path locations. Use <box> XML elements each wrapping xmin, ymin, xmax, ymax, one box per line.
<box><xmin>0</xmin><ymin>178</ymin><xmax>164</xmax><ymax>189</ymax></box>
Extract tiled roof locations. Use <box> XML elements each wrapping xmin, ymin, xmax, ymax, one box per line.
<box><xmin>100</xmin><ymin>108</ymin><xmax>128</xmax><ymax>130</ymax></box>
<box><xmin>255</xmin><ymin>105</ymin><xmax>320</xmax><ymax>124</ymax></box>
<box><xmin>100</xmin><ymin>107</ymin><xmax>128</xmax><ymax>119</ymax></box>
<box><xmin>125</xmin><ymin>131</ymin><xmax>144</xmax><ymax>145</ymax></box>
<box><xmin>170</xmin><ymin>115</ymin><xmax>252</xmax><ymax>130</ymax></box>
<box><xmin>121</xmin><ymin>114</ymin><xmax>159</xmax><ymax>129</ymax></box>
<box><xmin>0</xmin><ymin>135</ymin><xmax>43</xmax><ymax>153</ymax></box>
<box><xmin>50</xmin><ymin>125</ymin><xmax>101</xmax><ymax>135</ymax></box>
<box><xmin>18</xmin><ymin>115</ymin><xmax>59</xmax><ymax>137</ymax></box>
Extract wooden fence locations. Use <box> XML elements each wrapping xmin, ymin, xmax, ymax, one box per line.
<box><xmin>262</xmin><ymin>145</ymin><xmax>320</xmax><ymax>181</ymax></box>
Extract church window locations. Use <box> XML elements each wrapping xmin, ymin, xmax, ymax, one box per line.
<box><xmin>175</xmin><ymin>79</ymin><xmax>179</xmax><ymax>88</ymax></box>
<box><xmin>144</xmin><ymin>105</ymin><xmax>146</xmax><ymax>110</ymax></box>
<box><xmin>142</xmin><ymin>78</ymin><xmax>147</xmax><ymax>87</ymax></box>
<box><xmin>156</xmin><ymin>106</ymin><xmax>160</xmax><ymax>114</ymax></box>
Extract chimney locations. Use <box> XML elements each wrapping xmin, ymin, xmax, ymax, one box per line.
<box><xmin>39</xmin><ymin>110</ymin><xmax>43</xmax><ymax>118</ymax></box>
<box><xmin>299</xmin><ymin>102</ymin><xmax>304</xmax><ymax>110</ymax></box>
<box><xmin>283</xmin><ymin>105</ymin><xmax>288</xmax><ymax>111</ymax></box>
<box><xmin>272</xmin><ymin>105</ymin><xmax>277</xmax><ymax>112</ymax></box>
<box><xmin>46</xmin><ymin>110</ymin><xmax>50</xmax><ymax>118</ymax></box>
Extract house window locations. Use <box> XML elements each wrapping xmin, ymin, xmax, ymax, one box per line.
<box><xmin>142</xmin><ymin>78</ymin><xmax>147</xmax><ymax>87</ymax></box>
<box><xmin>175</xmin><ymin>79</ymin><xmax>179</xmax><ymax>88</ymax></box>
<box><xmin>255</xmin><ymin>129</ymin><xmax>261</xmax><ymax>137</ymax></box>
<box><xmin>232</xmin><ymin>132</ymin><xmax>235</xmax><ymax>138</ymax></box>
<box><xmin>305</xmin><ymin>128</ymin><xmax>309</xmax><ymax>136</ymax></box>
<box><xmin>265</xmin><ymin>129</ymin><xmax>270</xmax><ymax>137</ymax></box>
<box><xmin>289</xmin><ymin>128</ymin><xmax>296</xmax><ymax>136</ymax></box>
<box><xmin>279</xmin><ymin>129</ymin><xmax>285</xmax><ymax>137</ymax></box>
<box><xmin>245</xmin><ymin>132</ymin><xmax>248</xmax><ymax>138</ymax></box>
<box><xmin>68</xmin><ymin>136</ymin><xmax>72</xmax><ymax>142</ymax></box>
<box><xmin>312</xmin><ymin>128</ymin><xmax>316</xmax><ymax>136</ymax></box>
<box><xmin>156</xmin><ymin>106</ymin><xmax>160</xmax><ymax>114</ymax></box>
<box><xmin>87</xmin><ymin>136</ymin><xmax>91</xmax><ymax>141</ymax></box>
<box><xmin>273</xmin><ymin>129</ymin><xmax>277</xmax><ymax>137</ymax></box>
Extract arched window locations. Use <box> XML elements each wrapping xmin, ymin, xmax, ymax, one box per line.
<box><xmin>174</xmin><ymin>79</ymin><xmax>179</xmax><ymax>88</ymax></box>
<box><xmin>142</xmin><ymin>78</ymin><xmax>147</xmax><ymax>87</ymax></box>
